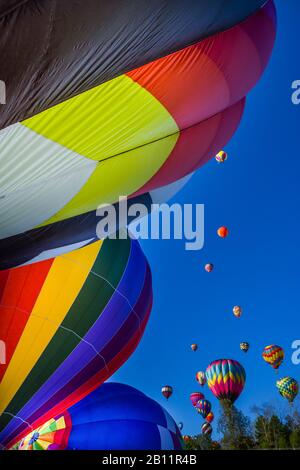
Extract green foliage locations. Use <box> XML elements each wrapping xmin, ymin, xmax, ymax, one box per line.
<box><xmin>185</xmin><ymin>402</ymin><xmax>300</xmax><ymax>450</ymax></box>
<box><xmin>217</xmin><ymin>404</ymin><xmax>255</xmax><ymax>449</ymax></box>
<box><xmin>184</xmin><ymin>434</ymin><xmax>214</xmax><ymax>450</ymax></box>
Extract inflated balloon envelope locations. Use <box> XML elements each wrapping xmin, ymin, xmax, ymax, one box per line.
<box><xmin>0</xmin><ymin>0</ymin><xmax>276</xmax><ymax>265</ymax></box>
<box><xmin>0</xmin><ymin>236</ymin><xmax>153</xmax><ymax>449</ymax></box>
<box><xmin>15</xmin><ymin>383</ymin><xmax>183</xmax><ymax>450</ymax></box>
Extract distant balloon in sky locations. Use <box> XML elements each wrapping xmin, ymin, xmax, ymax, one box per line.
<box><xmin>206</xmin><ymin>359</ymin><xmax>246</xmax><ymax>406</ymax></box>
<box><xmin>215</xmin><ymin>150</ymin><xmax>228</xmax><ymax>163</ymax></box>
<box><xmin>16</xmin><ymin>383</ymin><xmax>183</xmax><ymax>450</ymax></box>
<box><xmin>240</xmin><ymin>342</ymin><xmax>250</xmax><ymax>353</ymax></box>
<box><xmin>217</xmin><ymin>226</ymin><xmax>229</xmax><ymax>238</ymax></box>
<box><xmin>178</xmin><ymin>422</ymin><xmax>183</xmax><ymax>431</ymax></box>
<box><xmin>190</xmin><ymin>392</ymin><xmax>205</xmax><ymax>407</ymax></box>
<box><xmin>196</xmin><ymin>371</ymin><xmax>207</xmax><ymax>386</ymax></box>
<box><xmin>191</xmin><ymin>344</ymin><xmax>198</xmax><ymax>352</ymax></box>
<box><xmin>162</xmin><ymin>385</ymin><xmax>173</xmax><ymax>400</ymax></box>
<box><xmin>201</xmin><ymin>422</ymin><xmax>212</xmax><ymax>436</ymax></box>
<box><xmin>233</xmin><ymin>306</ymin><xmax>242</xmax><ymax>318</ymax></box>
<box><xmin>262</xmin><ymin>345</ymin><xmax>284</xmax><ymax>370</ymax></box>
<box><xmin>205</xmin><ymin>263</ymin><xmax>214</xmax><ymax>273</ymax></box>
<box><xmin>206</xmin><ymin>412</ymin><xmax>214</xmax><ymax>424</ymax></box>
<box><xmin>195</xmin><ymin>399</ymin><xmax>211</xmax><ymax>419</ymax></box>
<box><xmin>276</xmin><ymin>377</ymin><xmax>299</xmax><ymax>403</ymax></box>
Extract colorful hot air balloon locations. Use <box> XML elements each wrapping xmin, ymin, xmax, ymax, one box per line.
<box><xmin>15</xmin><ymin>383</ymin><xmax>183</xmax><ymax>450</ymax></box>
<box><xmin>276</xmin><ymin>377</ymin><xmax>299</xmax><ymax>403</ymax></box>
<box><xmin>205</xmin><ymin>359</ymin><xmax>246</xmax><ymax>405</ymax></box>
<box><xmin>0</xmin><ymin>0</ymin><xmax>276</xmax><ymax>267</ymax></box>
<box><xmin>240</xmin><ymin>342</ymin><xmax>250</xmax><ymax>353</ymax></box>
<box><xmin>196</xmin><ymin>371</ymin><xmax>207</xmax><ymax>386</ymax></box>
<box><xmin>262</xmin><ymin>345</ymin><xmax>284</xmax><ymax>370</ymax></box>
<box><xmin>201</xmin><ymin>422</ymin><xmax>212</xmax><ymax>436</ymax></box>
<box><xmin>182</xmin><ymin>435</ymin><xmax>191</xmax><ymax>444</ymax></box>
<box><xmin>191</xmin><ymin>344</ymin><xmax>198</xmax><ymax>352</ymax></box>
<box><xmin>190</xmin><ymin>392</ymin><xmax>205</xmax><ymax>407</ymax></box>
<box><xmin>162</xmin><ymin>386</ymin><xmax>173</xmax><ymax>400</ymax></box>
<box><xmin>195</xmin><ymin>399</ymin><xmax>211</xmax><ymax>419</ymax></box>
<box><xmin>0</xmin><ymin>237</ymin><xmax>152</xmax><ymax>450</ymax></box>
<box><xmin>217</xmin><ymin>226</ymin><xmax>229</xmax><ymax>238</ymax></box>
<box><xmin>233</xmin><ymin>306</ymin><xmax>242</xmax><ymax>318</ymax></box>
<box><xmin>215</xmin><ymin>150</ymin><xmax>228</xmax><ymax>163</ymax></box>
<box><xmin>205</xmin><ymin>263</ymin><xmax>214</xmax><ymax>273</ymax></box>
<box><xmin>206</xmin><ymin>412</ymin><xmax>214</xmax><ymax>424</ymax></box>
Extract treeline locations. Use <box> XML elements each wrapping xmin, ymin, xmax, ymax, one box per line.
<box><xmin>185</xmin><ymin>402</ymin><xmax>300</xmax><ymax>450</ymax></box>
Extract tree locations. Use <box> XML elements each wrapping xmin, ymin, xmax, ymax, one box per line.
<box><xmin>218</xmin><ymin>404</ymin><xmax>255</xmax><ymax>449</ymax></box>
<box><xmin>184</xmin><ymin>434</ymin><xmax>214</xmax><ymax>450</ymax></box>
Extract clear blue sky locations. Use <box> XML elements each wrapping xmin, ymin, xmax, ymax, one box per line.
<box><xmin>113</xmin><ymin>0</ymin><xmax>300</xmax><ymax>437</ymax></box>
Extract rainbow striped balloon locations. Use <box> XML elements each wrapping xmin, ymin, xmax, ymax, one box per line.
<box><xmin>205</xmin><ymin>359</ymin><xmax>246</xmax><ymax>405</ymax></box>
<box><xmin>0</xmin><ymin>237</ymin><xmax>152</xmax><ymax>450</ymax></box>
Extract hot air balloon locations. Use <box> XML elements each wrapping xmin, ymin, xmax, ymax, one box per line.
<box><xmin>217</xmin><ymin>227</ymin><xmax>229</xmax><ymax>238</ymax></box>
<box><xmin>276</xmin><ymin>377</ymin><xmax>299</xmax><ymax>404</ymax></box>
<box><xmin>191</xmin><ymin>344</ymin><xmax>198</xmax><ymax>352</ymax></box>
<box><xmin>195</xmin><ymin>399</ymin><xmax>211</xmax><ymax>419</ymax></box>
<box><xmin>15</xmin><ymin>383</ymin><xmax>183</xmax><ymax>450</ymax></box>
<box><xmin>201</xmin><ymin>422</ymin><xmax>212</xmax><ymax>436</ymax></box>
<box><xmin>240</xmin><ymin>342</ymin><xmax>250</xmax><ymax>353</ymax></box>
<box><xmin>206</xmin><ymin>412</ymin><xmax>214</xmax><ymax>424</ymax></box>
<box><xmin>262</xmin><ymin>345</ymin><xmax>284</xmax><ymax>370</ymax></box>
<box><xmin>0</xmin><ymin>237</ymin><xmax>152</xmax><ymax>450</ymax></box>
<box><xmin>233</xmin><ymin>306</ymin><xmax>242</xmax><ymax>318</ymax></box>
<box><xmin>182</xmin><ymin>435</ymin><xmax>191</xmax><ymax>444</ymax></box>
<box><xmin>162</xmin><ymin>386</ymin><xmax>173</xmax><ymax>400</ymax></box>
<box><xmin>205</xmin><ymin>263</ymin><xmax>214</xmax><ymax>273</ymax></box>
<box><xmin>215</xmin><ymin>150</ymin><xmax>228</xmax><ymax>163</ymax></box>
<box><xmin>190</xmin><ymin>392</ymin><xmax>205</xmax><ymax>407</ymax></box>
<box><xmin>178</xmin><ymin>422</ymin><xmax>183</xmax><ymax>431</ymax></box>
<box><xmin>196</xmin><ymin>371</ymin><xmax>206</xmax><ymax>386</ymax></box>
<box><xmin>205</xmin><ymin>359</ymin><xmax>246</xmax><ymax>406</ymax></box>
<box><xmin>0</xmin><ymin>0</ymin><xmax>276</xmax><ymax>267</ymax></box>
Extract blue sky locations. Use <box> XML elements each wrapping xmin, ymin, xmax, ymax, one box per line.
<box><xmin>113</xmin><ymin>0</ymin><xmax>300</xmax><ymax>437</ymax></box>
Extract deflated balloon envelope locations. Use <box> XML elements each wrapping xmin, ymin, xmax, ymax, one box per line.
<box><xmin>0</xmin><ymin>0</ymin><xmax>276</xmax><ymax>264</ymax></box>
<box><xmin>16</xmin><ymin>383</ymin><xmax>183</xmax><ymax>451</ymax></box>
<box><xmin>0</xmin><ymin>236</ymin><xmax>152</xmax><ymax>449</ymax></box>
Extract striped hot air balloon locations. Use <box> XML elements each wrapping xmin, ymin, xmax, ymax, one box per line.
<box><xmin>195</xmin><ymin>399</ymin><xmax>211</xmax><ymax>419</ymax></box>
<box><xmin>190</xmin><ymin>392</ymin><xmax>205</xmax><ymax>407</ymax></box>
<box><xmin>162</xmin><ymin>386</ymin><xmax>173</xmax><ymax>400</ymax></box>
<box><xmin>196</xmin><ymin>371</ymin><xmax>206</xmax><ymax>386</ymax></box>
<box><xmin>0</xmin><ymin>0</ymin><xmax>276</xmax><ymax>268</ymax></box>
<box><xmin>262</xmin><ymin>345</ymin><xmax>284</xmax><ymax>370</ymax></box>
<box><xmin>0</xmin><ymin>237</ymin><xmax>152</xmax><ymax>450</ymax></box>
<box><xmin>201</xmin><ymin>422</ymin><xmax>212</xmax><ymax>436</ymax></box>
<box><xmin>205</xmin><ymin>359</ymin><xmax>246</xmax><ymax>405</ymax></box>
